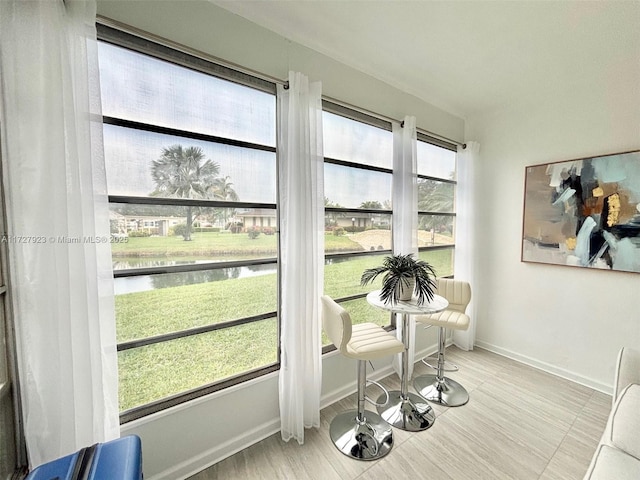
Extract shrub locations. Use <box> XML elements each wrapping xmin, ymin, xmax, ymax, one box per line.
<box><xmin>247</xmin><ymin>228</ymin><xmax>261</xmax><ymax>240</ymax></box>
<box><xmin>128</xmin><ymin>230</ymin><xmax>151</xmax><ymax>238</ymax></box>
<box><xmin>262</xmin><ymin>227</ymin><xmax>275</xmax><ymax>235</ymax></box>
<box><xmin>333</xmin><ymin>227</ymin><xmax>345</xmax><ymax>236</ymax></box>
<box><xmin>228</xmin><ymin>222</ymin><xmax>243</xmax><ymax>234</ymax></box>
<box><xmin>171</xmin><ymin>223</ymin><xmax>188</xmax><ymax>237</ymax></box>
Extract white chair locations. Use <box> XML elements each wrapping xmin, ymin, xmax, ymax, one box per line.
<box><xmin>413</xmin><ymin>278</ymin><xmax>471</xmax><ymax>407</ymax></box>
<box><xmin>321</xmin><ymin>295</ymin><xmax>404</xmax><ymax>461</ymax></box>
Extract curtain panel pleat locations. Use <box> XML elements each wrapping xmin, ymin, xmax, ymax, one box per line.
<box><xmin>0</xmin><ymin>0</ymin><xmax>119</xmax><ymax>467</ymax></box>
<box><xmin>391</xmin><ymin>116</ymin><xmax>418</xmax><ymax>377</ymax></box>
<box><xmin>277</xmin><ymin>72</ymin><xmax>324</xmax><ymax>444</ymax></box>
<box><xmin>453</xmin><ymin>141</ymin><xmax>479</xmax><ymax>350</ymax></box>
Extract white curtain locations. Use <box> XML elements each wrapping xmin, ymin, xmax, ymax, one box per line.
<box><xmin>0</xmin><ymin>0</ymin><xmax>119</xmax><ymax>467</ymax></box>
<box><xmin>277</xmin><ymin>72</ymin><xmax>324</xmax><ymax>444</ymax></box>
<box><xmin>453</xmin><ymin>141</ymin><xmax>479</xmax><ymax>350</ymax></box>
<box><xmin>391</xmin><ymin>117</ymin><xmax>418</xmax><ymax>377</ymax></box>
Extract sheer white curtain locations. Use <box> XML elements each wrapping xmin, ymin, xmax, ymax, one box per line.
<box><xmin>0</xmin><ymin>0</ymin><xmax>119</xmax><ymax>467</ymax></box>
<box><xmin>391</xmin><ymin>117</ymin><xmax>418</xmax><ymax>377</ymax></box>
<box><xmin>453</xmin><ymin>141</ymin><xmax>479</xmax><ymax>350</ymax></box>
<box><xmin>277</xmin><ymin>72</ymin><xmax>324</xmax><ymax>444</ymax></box>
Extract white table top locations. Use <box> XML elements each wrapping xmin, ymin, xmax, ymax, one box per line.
<box><xmin>366</xmin><ymin>289</ymin><xmax>448</xmax><ymax>315</ymax></box>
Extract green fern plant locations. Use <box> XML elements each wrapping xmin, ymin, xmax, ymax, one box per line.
<box><xmin>360</xmin><ymin>253</ymin><xmax>437</xmax><ymax>305</ymax></box>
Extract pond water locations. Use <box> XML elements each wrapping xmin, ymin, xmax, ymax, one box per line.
<box><xmin>113</xmin><ymin>254</ymin><xmax>376</xmax><ymax>295</ymax></box>
<box><xmin>114</xmin><ymin>263</ymin><xmax>277</xmax><ymax>295</ymax></box>
<box><xmin>112</xmin><ymin>255</ymin><xmax>266</xmax><ymax>270</ymax></box>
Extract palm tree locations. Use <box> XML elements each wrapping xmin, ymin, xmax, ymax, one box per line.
<box><xmin>150</xmin><ymin>145</ymin><xmax>221</xmax><ymax>241</ymax></box>
<box><xmin>210</xmin><ymin>176</ymin><xmax>239</xmax><ymax>227</ymax></box>
<box><xmin>359</xmin><ymin>200</ymin><xmax>383</xmax><ymax>229</ymax></box>
<box><xmin>359</xmin><ymin>200</ymin><xmax>383</xmax><ymax>209</ymax></box>
<box><xmin>211</xmin><ymin>175</ymin><xmax>239</xmax><ymax>201</ymax></box>
<box><xmin>418</xmin><ymin>179</ymin><xmax>454</xmax><ymax>244</ymax></box>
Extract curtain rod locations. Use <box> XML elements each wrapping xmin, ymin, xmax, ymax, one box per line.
<box><xmin>96</xmin><ymin>15</ymin><xmax>463</xmax><ymax>148</ymax></box>
<box><xmin>400</xmin><ymin>120</ymin><xmax>460</xmax><ymax>148</ymax></box>
<box><xmin>96</xmin><ymin>15</ymin><xmax>285</xmax><ymax>87</ymax></box>
<box><xmin>328</xmin><ymin>96</ymin><xmax>462</xmax><ymax>148</ymax></box>
<box><xmin>401</xmin><ymin>120</ymin><xmax>466</xmax><ymax>149</ymax></box>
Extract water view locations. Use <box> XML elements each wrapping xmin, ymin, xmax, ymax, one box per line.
<box><xmin>114</xmin><ymin>262</ymin><xmax>277</xmax><ymax>294</ymax></box>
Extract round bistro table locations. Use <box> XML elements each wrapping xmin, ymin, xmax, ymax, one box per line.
<box><xmin>366</xmin><ymin>290</ymin><xmax>449</xmax><ymax>431</ymax></box>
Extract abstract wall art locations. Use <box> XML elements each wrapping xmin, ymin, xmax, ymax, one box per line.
<box><xmin>522</xmin><ymin>150</ymin><xmax>640</xmax><ymax>273</ymax></box>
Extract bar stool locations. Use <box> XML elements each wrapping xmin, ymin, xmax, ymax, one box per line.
<box><xmin>413</xmin><ymin>279</ymin><xmax>472</xmax><ymax>407</ymax></box>
<box><xmin>321</xmin><ymin>295</ymin><xmax>405</xmax><ymax>461</ymax></box>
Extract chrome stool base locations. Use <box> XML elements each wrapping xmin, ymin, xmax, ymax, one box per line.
<box><xmin>376</xmin><ymin>391</ymin><xmax>436</xmax><ymax>432</ymax></box>
<box><xmin>414</xmin><ymin>374</ymin><xmax>469</xmax><ymax>407</ymax></box>
<box><xmin>329</xmin><ymin>410</ymin><xmax>394</xmax><ymax>461</ymax></box>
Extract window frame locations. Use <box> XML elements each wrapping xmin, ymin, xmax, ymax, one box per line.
<box><xmin>97</xmin><ymin>22</ymin><xmax>463</xmax><ymax>420</ymax></box>
<box><xmin>97</xmin><ymin>23</ymin><xmax>281</xmax><ymax>423</ymax></box>
<box><xmin>416</xmin><ymin>131</ymin><xmax>458</xmax><ymax>277</ymax></box>
<box><xmin>321</xmin><ymin>101</ymin><xmax>395</xmax><ymax>353</ymax></box>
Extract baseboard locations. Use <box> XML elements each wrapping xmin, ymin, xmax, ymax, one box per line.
<box><xmin>474</xmin><ymin>340</ymin><xmax>612</xmax><ymax>395</ymax></box>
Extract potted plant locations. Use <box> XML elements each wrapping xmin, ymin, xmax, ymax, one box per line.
<box><xmin>360</xmin><ymin>253</ymin><xmax>437</xmax><ymax>305</ymax></box>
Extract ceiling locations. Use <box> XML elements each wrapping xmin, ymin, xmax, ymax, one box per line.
<box><xmin>212</xmin><ymin>1</ymin><xmax>639</xmax><ymax>119</ymax></box>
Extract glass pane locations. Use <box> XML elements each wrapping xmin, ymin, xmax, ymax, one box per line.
<box><xmin>110</xmin><ymin>204</ymin><xmax>277</xmax><ymax>270</ymax></box>
<box><xmin>418</xmin><ymin>214</ymin><xmax>455</xmax><ymax>247</ymax></box>
<box><xmin>115</xmin><ymin>266</ymin><xmax>277</xmax><ymax>342</ymax></box>
<box><xmin>98</xmin><ymin>42</ymin><xmax>276</xmax><ymax>147</ymax></box>
<box><xmin>323</xmin><ymin>112</ymin><xmax>392</xmax><ymax>169</ymax></box>
<box><xmin>325</xmin><ymin>214</ymin><xmax>391</xmax><ymax>253</ymax></box>
<box><xmin>322</xmin><ymin>297</ymin><xmax>391</xmax><ymax>346</ymax></box>
<box><xmin>418</xmin><ymin>248</ymin><xmax>454</xmax><ymax>278</ymax></box>
<box><xmin>118</xmin><ymin>318</ymin><xmax>277</xmax><ymax>411</ymax></box>
<box><xmin>341</xmin><ymin>297</ymin><xmax>391</xmax><ymax>327</ymax></box>
<box><xmin>325</xmin><ymin>253</ymin><xmax>393</xmax><ymax>299</ymax></box>
<box><xmin>418</xmin><ymin>178</ymin><xmax>455</xmax><ymax>213</ymax></box>
<box><xmin>417</xmin><ymin>141</ymin><xmax>457</xmax><ymax>180</ymax></box>
<box><xmin>104</xmin><ymin>124</ymin><xmax>276</xmax><ymax>204</ymax></box>
<box><xmin>324</xmin><ymin>164</ymin><xmax>392</xmax><ymax>209</ymax></box>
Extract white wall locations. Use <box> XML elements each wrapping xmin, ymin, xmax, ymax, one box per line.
<box><xmin>467</xmin><ymin>57</ymin><xmax>640</xmax><ymax>393</ymax></box>
<box><xmin>96</xmin><ymin>1</ymin><xmax>457</xmax><ymax>478</ymax></box>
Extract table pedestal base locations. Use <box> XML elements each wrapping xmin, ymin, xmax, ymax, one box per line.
<box><xmin>414</xmin><ymin>374</ymin><xmax>469</xmax><ymax>407</ymax></box>
<box><xmin>376</xmin><ymin>391</ymin><xmax>435</xmax><ymax>431</ymax></box>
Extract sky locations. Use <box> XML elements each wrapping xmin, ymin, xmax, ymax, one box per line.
<box><xmin>99</xmin><ymin>42</ymin><xmax>456</xmax><ymax>209</ymax></box>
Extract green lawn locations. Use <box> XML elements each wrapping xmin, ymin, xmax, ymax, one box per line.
<box><xmin>111</xmin><ymin>230</ymin><xmax>364</xmax><ymax>259</ymax></box>
<box><xmin>115</xmin><ymin>233</ymin><xmax>453</xmax><ymax>411</ymax></box>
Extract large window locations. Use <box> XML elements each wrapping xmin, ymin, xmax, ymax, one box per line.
<box><xmin>321</xmin><ymin>107</ymin><xmax>459</xmax><ymax>348</ymax></box>
<box><xmin>97</xmin><ymin>25</ymin><xmax>461</xmax><ymax>419</ymax></box>
<box><xmin>322</xmin><ymin>103</ymin><xmax>394</xmax><ymax>341</ymax></box>
<box><xmin>417</xmin><ymin>134</ymin><xmax>458</xmax><ymax>276</ymax></box>
<box><xmin>97</xmin><ymin>25</ymin><xmax>279</xmax><ymax>422</ymax></box>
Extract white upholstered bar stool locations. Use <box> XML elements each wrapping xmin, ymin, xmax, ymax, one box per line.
<box><xmin>413</xmin><ymin>279</ymin><xmax>472</xmax><ymax>407</ymax></box>
<box><xmin>321</xmin><ymin>295</ymin><xmax>405</xmax><ymax>461</ymax></box>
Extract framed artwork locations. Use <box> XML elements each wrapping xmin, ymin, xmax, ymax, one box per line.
<box><xmin>522</xmin><ymin>150</ymin><xmax>640</xmax><ymax>273</ymax></box>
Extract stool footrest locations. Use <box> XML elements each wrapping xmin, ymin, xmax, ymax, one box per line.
<box><xmin>365</xmin><ymin>379</ymin><xmax>390</xmax><ymax>407</ymax></box>
<box><xmin>421</xmin><ymin>356</ymin><xmax>459</xmax><ymax>372</ymax></box>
